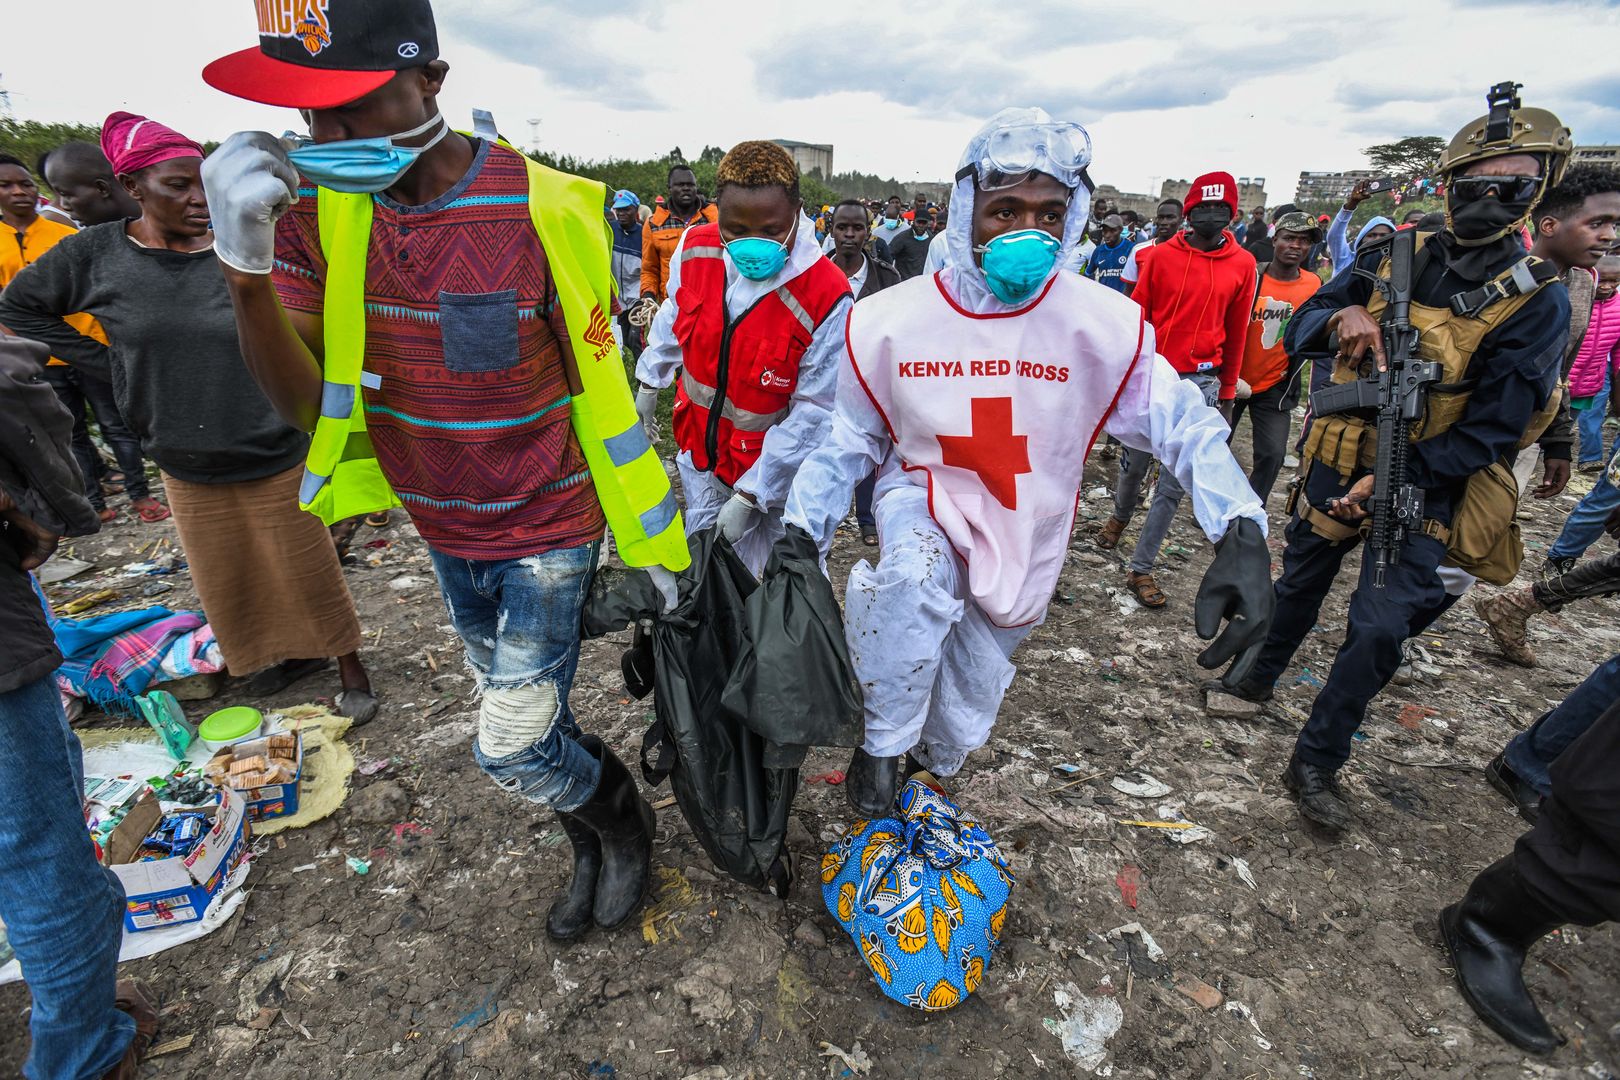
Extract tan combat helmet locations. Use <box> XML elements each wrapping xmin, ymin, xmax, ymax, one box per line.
<box><xmin>1438</xmin><ymin>81</ymin><xmax>1573</xmax><ymax>186</ymax></box>
<box><xmin>1439</xmin><ymin>82</ymin><xmax>1572</xmax><ymax>245</ymax></box>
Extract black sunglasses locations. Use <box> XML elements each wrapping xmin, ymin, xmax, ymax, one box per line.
<box><xmin>1450</xmin><ymin>175</ymin><xmax>1542</xmax><ymax>203</ymax></box>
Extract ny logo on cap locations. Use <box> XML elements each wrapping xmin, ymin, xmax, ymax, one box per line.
<box><xmin>1200</xmin><ymin>183</ymin><xmax>1226</xmax><ymax>200</ymax></box>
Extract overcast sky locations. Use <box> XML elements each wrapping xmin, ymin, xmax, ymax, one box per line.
<box><xmin>4</xmin><ymin>0</ymin><xmax>1618</xmax><ymax>204</ymax></box>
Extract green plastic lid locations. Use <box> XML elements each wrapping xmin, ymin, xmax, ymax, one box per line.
<box><xmin>198</xmin><ymin>706</ymin><xmax>263</xmax><ymax>744</ymax></box>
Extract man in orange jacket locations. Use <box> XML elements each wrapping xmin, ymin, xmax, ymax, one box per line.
<box><xmin>635</xmin><ymin>163</ymin><xmax>717</xmax><ymax>318</ymax></box>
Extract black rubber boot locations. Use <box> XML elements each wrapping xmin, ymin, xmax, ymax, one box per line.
<box><xmin>845</xmin><ymin>748</ymin><xmax>901</xmax><ymax>818</ymax></box>
<box><xmin>544</xmin><ymin>812</ymin><xmax>601</xmax><ymax>942</ymax></box>
<box><xmin>1485</xmin><ymin>752</ymin><xmax>1543</xmax><ymax>824</ymax></box>
<box><xmin>569</xmin><ymin>735</ymin><xmax>656</xmax><ymax>930</ymax></box>
<box><xmin>1439</xmin><ymin>856</ymin><xmax>1566</xmax><ymax>1054</ymax></box>
<box><xmin>1282</xmin><ymin>752</ymin><xmax>1351</xmax><ymax>831</ymax></box>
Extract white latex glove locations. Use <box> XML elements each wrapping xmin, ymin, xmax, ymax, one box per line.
<box><xmin>635</xmin><ymin>385</ymin><xmax>661</xmax><ymax>444</ymax></box>
<box><xmin>646</xmin><ymin>565</ymin><xmax>679</xmax><ymax>612</ymax></box>
<box><xmin>1234</xmin><ymin>378</ymin><xmax>1253</xmax><ymax>400</ymax></box>
<box><xmin>715</xmin><ymin>492</ymin><xmax>758</xmax><ymax>544</ymax></box>
<box><xmin>200</xmin><ymin>131</ymin><xmax>300</xmax><ymax>275</ymax></box>
<box><xmin>627</xmin><ymin>295</ymin><xmax>660</xmax><ymax>328</ymax></box>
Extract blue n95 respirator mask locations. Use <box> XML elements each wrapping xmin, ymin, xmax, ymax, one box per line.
<box><xmin>725</xmin><ymin>235</ymin><xmax>790</xmax><ymax>281</ymax></box>
<box><xmin>285</xmin><ymin>114</ymin><xmax>449</xmax><ymax>194</ymax></box>
<box><xmin>974</xmin><ymin>229</ymin><xmax>1062</xmax><ymax>305</ymax></box>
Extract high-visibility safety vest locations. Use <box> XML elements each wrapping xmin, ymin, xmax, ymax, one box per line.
<box><xmin>670</xmin><ymin>222</ymin><xmax>851</xmax><ymax>487</ymax></box>
<box><xmin>302</xmin><ymin>142</ymin><xmax>689</xmax><ymax>571</ymax></box>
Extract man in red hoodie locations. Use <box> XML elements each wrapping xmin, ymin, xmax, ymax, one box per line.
<box><xmin>1097</xmin><ymin>171</ymin><xmax>1257</xmax><ymax>607</ymax></box>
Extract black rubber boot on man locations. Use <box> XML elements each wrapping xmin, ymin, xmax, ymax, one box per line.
<box><xmin>1484</xmin><ymin>752</ymin><xmax>1543</xmax><ymax>824</ymax></box>
<box><xmin>544</xmin><ymin>811</ymin><xmax>601</xmax><ymax>941</ymax></box>
<box><xmin>568</xmin><ymin>735</ymin><xmax>655</xmax><ymax>930</ymax></box>
<box><xmin>846</xmin><ymin>748</ymin><xmax>901</xmax><ymax>818</ymax></box>
<box><xmin>1439</xmin><ymin>856</ymin><xmax>1566</xmax><ymax>1054</ymax></box>
<box><xmin>1282</xmin><ymin>752</ymin><xmax>1351</xmax><ymax>831</ymax></box>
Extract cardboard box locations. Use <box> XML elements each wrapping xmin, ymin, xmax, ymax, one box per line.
<box><xmin>105</xmin><ymin>787</ymin><xmax>248</xmax><ymax>933</ymax></box>
<box><xmin>224</xmin><ymin>732</ymin><xmax>303</xmax><ymax>822</ymax></box>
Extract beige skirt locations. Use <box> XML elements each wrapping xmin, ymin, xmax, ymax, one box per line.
<box><xmin>162</xmin><ymin>464</ymin><xmax>363</xmax><ymax>675</ymax></box>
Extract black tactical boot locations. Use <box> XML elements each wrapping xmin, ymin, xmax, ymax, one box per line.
<box><xmin>1439</xmin><ymin>856</ymin><xmax>1566</xmax><ymax>1054</ymax></box>
<box><xmin>1282</xmin><ymin>752</ymin><xmax>1351</xmax><ymax>831</ymax></box>
<box><xmin>1208</xmin><ymin>676</ymin><xmax>1273</xmax><ymax>704</ymax></box>
<box><xmin>845</xmin><ymin>748</ymin><xmax>901</xmax><ymax>818</ymax></box>
<box><xmin>1484</xmin><ymin>752</ymin><xmax>1543</xmax><ymax>825</ymax></box>
<box><xmin>568</xmin><ymin>735</ymin><xmax>656</xmax><ymax>930</ymax></box>
<box><xmin>545</xmin><ymin>812</ymin><xmax>601</xmax><ymax>941</ymax></box>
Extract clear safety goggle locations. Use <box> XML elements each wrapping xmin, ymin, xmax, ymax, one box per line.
<box><xmin>956</xmin><ymin>121</ymin><xmax>1095</xmax><ymax>192</ymax></box>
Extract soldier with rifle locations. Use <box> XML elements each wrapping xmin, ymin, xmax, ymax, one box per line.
<box><xmin>1219</xmin><ymin>84</ymin><xmax>1575</xmax><ymax>832</ymax></box>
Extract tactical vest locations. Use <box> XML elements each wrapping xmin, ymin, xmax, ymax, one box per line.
<box><xmin>303</xmin><ymin>141</ymin><xmax>690</xmax><ymax>572</ymax></box>
<box><xmin>669</xmin><ymin>223</ymin><xmax>851</xmax><ymax>487</ymax></box>
<box><xmin>1297</xmin><ymin>233</ymin><xmax>1562</xmax><ymax>582</ymax></box>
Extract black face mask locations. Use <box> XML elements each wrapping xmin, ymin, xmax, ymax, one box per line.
<box><xmin>1187</xmin><ymin>205</ymin><xmax>1230</xmax><ymax>240</ymax></box>
<box><xmin>1448</xmin><ymin>193</ymin><xmax>1532</xmax><ymax>244</ymax></box>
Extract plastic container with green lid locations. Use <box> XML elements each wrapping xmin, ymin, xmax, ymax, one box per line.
<box><xmin>198</xmin><ymin>706</ymin><xmax>264</xmax><ymax>751</ymax></box>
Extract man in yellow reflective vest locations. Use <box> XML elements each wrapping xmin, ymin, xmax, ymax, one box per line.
<box><xmin>201</xmin><ymin>0</ymin><xmax>685</xmax><ymax>941</ymax></box>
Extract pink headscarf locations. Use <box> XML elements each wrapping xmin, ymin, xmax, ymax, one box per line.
<box><xmin>99</xmin><ymin>111</ymin><xmax>204</xmax><ymax>176</ymax></box>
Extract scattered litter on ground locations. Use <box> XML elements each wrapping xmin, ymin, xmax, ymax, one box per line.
<box><xmin>818</xmin><ymin>1040</ymin><xmax>872</xmax><ymax>1075</ymax></box>
<box><xmin>1106</xmin><ymin>922</ymin><xmax>1165</xmax><ymax>961</ymax></box>
<box><xmin>1110</xmin><ymin>772</ymin><xmax>1171</xmax><ymax>799</ymax></box>
<box><xmin>1045</xmin><ymin>981</ymin><xmax>1124</xmax><ymax>1073</ymax></box>
<box><xmin>346</xmin><ymin>856</ymin><xmax>371</xmax><ymax>875</ymax></box>
<box><xmin>1114</xmin><ymin>865</ymin><xmax>1141</xmax><ymax>909</ymax></box>
<box><xmin>1226</xmin><ymin>1000</ymin><xmax>1274</xmax><ymax>1052</ymax></box>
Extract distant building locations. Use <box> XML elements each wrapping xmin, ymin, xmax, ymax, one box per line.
<box><xmin>1294</xmin><ymin>169</ymin><xmax>1376</xmax><ymax>205</ymax></box>
<box><xmin>773</xmin><ymin>139</ymin><xmax>834</xmax><ymax>179</ymax></box>
<box><xmin>1162</xmin><ymin>176</ymin><xmax>1268</xmax><ymax>214</ymax></box>
<box><xmin>1573</xmin><ymin>144</ymin><xmax>1620</xmax><ymax>168</ymax></box>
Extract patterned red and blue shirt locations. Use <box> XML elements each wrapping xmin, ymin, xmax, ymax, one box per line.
<box><xmin>271</xmin><ymin>139</ymin><xmax>605</xmax><ymax>559</ymax></box>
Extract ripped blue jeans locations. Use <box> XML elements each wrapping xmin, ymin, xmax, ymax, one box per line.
<box><xmin>429</xmin><ymin>542</ymin><xmax>603</xmax><ymax>812</ymax></box>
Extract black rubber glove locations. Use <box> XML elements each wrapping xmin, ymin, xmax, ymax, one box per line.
<box><xmin>1194</xmin><ymin>517</ymin><xmax>1275</xmax><ymax>684</ymax></box>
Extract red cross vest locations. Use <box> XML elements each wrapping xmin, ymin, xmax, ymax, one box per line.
<box><xmin>670</xmin><ymin>223</ymin><xmax>851</xmax><ymax>486</ymax></box>
<box><xmin>849</xmin><ymin>271</ymin><xmax>1147</xmax><ymax>627</ymax></box>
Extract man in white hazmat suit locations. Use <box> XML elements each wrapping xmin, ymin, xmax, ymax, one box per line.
<box><xmin>782</xmin><ymin>108</ymin><xmax>1278</xmax><ymax>814</ymax></box>
<box><xmin>635</xmin><ymin>141</ymin><xmax>853</xmax><ymax>576</ymax></box>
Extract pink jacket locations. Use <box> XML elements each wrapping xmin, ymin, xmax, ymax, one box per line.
<box><xmin>1570</xmin><ymin>291</ymin><xmax>1620</xmax><ymax>399</ymax></box>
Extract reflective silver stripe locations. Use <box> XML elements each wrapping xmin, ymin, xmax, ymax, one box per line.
<box><xmin>774</xmin><ymin>285</ymin><xmax>814</xmax><ymax>335</ymax></box>
<box><xmin>603</xmin><ymin>422</ymin><xmax>652</xmax><ymax>467</ymax></box>
<box><xmin>299</xmin><ymin>468</ymin><xmax>329</xmax><ymax>505</ymax></box>
<box><xmin>640</xmin><ymin>489</ymin><xmax>679</xmax><ymax>537</ymax></box>
<box><xmin>683</xmin><ymin>245</ymin><xmax>725</xmax><ymax>260</ymax></box>
<box><xmin>320</xmin><ymin>381</ymin><xmax>356</xmax><ymax>420</ymax></box>
<box><xmin>680</xmin><ymin>370</ymin><xmax>787</xmax><ymax>432</ymax></box>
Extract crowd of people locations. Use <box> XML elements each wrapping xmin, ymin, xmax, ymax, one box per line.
<box><xmin>1</xmin><ymin>0</ymin><xmax>1619</xmax><ymax>1074</ymax></box>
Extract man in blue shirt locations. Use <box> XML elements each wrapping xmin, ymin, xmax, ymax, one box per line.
<box><xmin>1085</xmin><ymin>214</ymin><xmax>1136</xmax><ymax>292</ymax></box>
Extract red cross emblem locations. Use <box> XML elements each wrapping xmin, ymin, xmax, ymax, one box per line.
<box><xmin>937</xmin><ymin>397</ymin><xmax>1031</xmax><ymax>510</ymax></box>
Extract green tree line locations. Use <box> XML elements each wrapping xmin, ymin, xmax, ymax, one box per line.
<box><xmin>2</xmin><ymin>121</ymin><xmax>928</xmax><ymax>211</ymax></box>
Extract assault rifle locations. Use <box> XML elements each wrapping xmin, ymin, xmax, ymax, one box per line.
<box><xmin>1308</xmin><ymin>227</ymin><xmax>1443</xmax><ymax>587</ymax></box>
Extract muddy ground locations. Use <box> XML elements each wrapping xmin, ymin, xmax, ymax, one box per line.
<box><xmin>3</xmin><ymin>434</ymin><xmax>1618</xmax><ymax>1080</ymax></box>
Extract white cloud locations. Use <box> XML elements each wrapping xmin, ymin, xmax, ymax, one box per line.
<box><xmin>2</xmin><ymin>0</ymin><xmax>1617</xmax><ymax>204</ymax></box>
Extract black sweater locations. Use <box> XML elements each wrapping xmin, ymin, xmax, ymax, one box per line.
<box><xmin>0</xmin><ymin>221</ymin><xmax>307</xmax><ymax>484</ymax></box>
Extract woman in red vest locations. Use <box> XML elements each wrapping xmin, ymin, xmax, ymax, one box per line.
<box><xmin>635</xmin><ymin>142</ymin><xmax>852</xmax><ymax>574</ymax></box>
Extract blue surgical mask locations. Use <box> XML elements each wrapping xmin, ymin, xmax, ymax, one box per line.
<box><xmin>974</xmin><ymin>228</ymin><xmax>1062</xmax><ymax>305</ymax></box>
<box><xmin>726</xmin><ymin>235</ymin><xmax>789</xmax><ymax>281</ymax></box>
<box><xmin>285</xmin><ymin>114</ymin><xmax>450</xmax><ymax>194</ymax></box>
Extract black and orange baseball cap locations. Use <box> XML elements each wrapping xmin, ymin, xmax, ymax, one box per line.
<box><xmin>203</xmin><ymin>0</ymin><xmax>439</xmax><ymax>110</ymax></box>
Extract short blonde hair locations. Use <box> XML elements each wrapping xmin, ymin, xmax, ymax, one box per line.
<box><xmin>716</xmin><ymin>141</ymin><xmax>799</xmax><ymax>202</ymax></box>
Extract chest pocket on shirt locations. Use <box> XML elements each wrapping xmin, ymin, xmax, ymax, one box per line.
<box><xmin>439</xmin><ymin>290</ymin><xmax>519</xmax><ymax>373</ymax></box>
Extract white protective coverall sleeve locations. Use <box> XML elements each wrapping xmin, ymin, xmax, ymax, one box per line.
<box><xmin>732</xmin><ymin>295</ymin><xmax>852</xmax><ymax>512</ymax></box>
<box><xmin>633</xmin><ymin>229</ymin><xmax>691</xmax><ymax>390</ymax></box>
<box><xmin>782</xmin><ymin>346</ymin><xmax>892</xmax><ymax>548</ymax></box>
<box><xmin>1103</xmin><ymin>323</ymin><xmax>1269</xmax><ymax>542</ymax></box>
